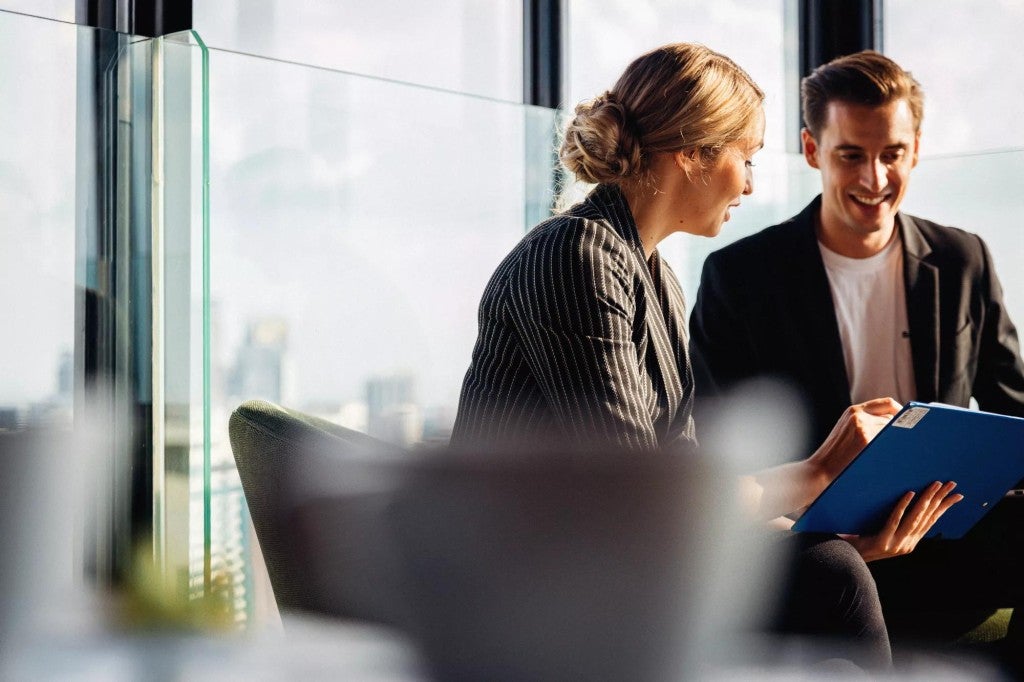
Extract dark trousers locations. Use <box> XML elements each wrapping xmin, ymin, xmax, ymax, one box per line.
<box><xmin>772</xmin><ymin>532</ymin><xmax>892</xmax><ymax>671</ymax></box>
<box><xmin>868</xmin><ymin>497</ymin><xmax>1024</xmax><ymax>646</ymax></box>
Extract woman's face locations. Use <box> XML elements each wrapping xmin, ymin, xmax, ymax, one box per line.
<box><xmin>684</xmin><ymin>110</ymin><xmax>765</xmax><ymax>238</ymax></box>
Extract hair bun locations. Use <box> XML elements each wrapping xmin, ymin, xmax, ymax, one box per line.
<box><xmin>559</xmin><ymin>91</ymin><xmax>644</xmax><ymax>184</ymax></box>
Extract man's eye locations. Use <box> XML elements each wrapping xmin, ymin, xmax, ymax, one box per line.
<box><xmin>839</xmin><ymin>154</ymin><xmax>862</xmax><ymax>162</ymax></box>
<box><xmin>745</xmin><ymin>160</ymin><xmax>756</xmax><ymax>168</ymax></box>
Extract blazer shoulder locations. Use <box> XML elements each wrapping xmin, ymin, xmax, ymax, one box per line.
<box><xmin>523</xmin><ymin>212</ymin><xmax>635</xmax><ymax>263</ymax></box>
<box><xmin>495</xmin><ymin>212</ymin><xmax>640</xmax><ymax>293</ymax></box>
<box><xmin>705</xmin><ymin>215</ymin><xmax>808</xmax><ymax>272</ymax></box>
<box><xmin>902</xmin><ymin>213</ymin><xmax>990</xmax><ymax>270</ymax></box>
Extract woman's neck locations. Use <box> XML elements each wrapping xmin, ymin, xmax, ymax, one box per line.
<box><xmin>623</xmin><ymin>184</ymin><xmax>674</xmax><ymax>260</ymax></box>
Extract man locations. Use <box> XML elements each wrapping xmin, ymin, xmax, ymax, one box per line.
<box><xmin>691</xmin><ymin>50</ymin><xmax>1024</xmax><ymax>445</ymax></box>
<box><xmin>689</xmin><ymin>50</ymin><xmax>1024</xmax><ymax>654</ymax></box>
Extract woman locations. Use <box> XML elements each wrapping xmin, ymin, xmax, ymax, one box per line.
<box><xmin>451</xmin><ymin>43</ymin><xmax>960</xmax><ymax>668</ymax></box>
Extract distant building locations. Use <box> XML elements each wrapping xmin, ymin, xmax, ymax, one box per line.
<box><xmin>365</xmin><ymin>373</ymin><xmax>422</xmax><ymax>446</ymax></box>
<box><xmin>229</xmin><ymin>318</ymin><xmax>295</xmax><ymax>406</ymax></box>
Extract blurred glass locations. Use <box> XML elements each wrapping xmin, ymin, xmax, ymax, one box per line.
<box><xmin>885</xmin><ymin>0</ymin><xmax>1024</xmax><ymax>155</ymax></box>
<box><xmin>193</xmin><ymin>0</ymin><xmax>522</xmax><ymax>101</ymax></box>
<box><xmin>567</xmin><ymin>0</ymin><xmax>793</xmax><ymax>153</ymax></box>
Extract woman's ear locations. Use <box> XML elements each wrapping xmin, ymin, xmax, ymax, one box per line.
<box><xmin>673</xmin><ymin>149</ymin><xmax>701</xmax><ymax>182</ymax></box>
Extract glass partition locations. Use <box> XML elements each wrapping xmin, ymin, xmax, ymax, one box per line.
<box><xmin>0</xmin><ymin>1</ymin><xmax>73</xmax><ymax>23</ymax></box>
<box><xmin>194</xmin><ymin>0</ymin><xmax>523</xmax><ymax>102</ymax></box>
<box><xmin>885</xmin><ymin>0</ymin><xmax>1024</xmax><ymax>155</ymax></box>
<box><xmin>204</xmin><ymin>46</ymin><xmax>560</xmax><ymax>622</ymax></box>
<box><xmin>568</xmin><ymin>0</ymin><xmax>792</xmax><ymax>153</ymax></box>
<box><xmin>0</xmin><ymin>8</ymin><xmax>210</xmax><ymax>613</ymax></box>
<box><xmin>0</xmin><ymin>9</ymin><xmax>77</xmax><ymax>429</ymax></box>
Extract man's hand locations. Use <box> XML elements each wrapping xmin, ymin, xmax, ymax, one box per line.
<box><xmin>842</xmin><ymin>481</ymin><xmax>964</xmax><ymax>562</ymax></box>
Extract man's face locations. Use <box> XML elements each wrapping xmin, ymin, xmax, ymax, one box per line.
<box><xmin>802</xmin><ymin>98</ymin><xmax>920</xmax><ymax>254</ymax></box>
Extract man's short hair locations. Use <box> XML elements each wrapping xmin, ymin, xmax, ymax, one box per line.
<box><xmin>801</xmin><ymin>50</ymin><xmax>924</xmax><ymax>138</ymax></box>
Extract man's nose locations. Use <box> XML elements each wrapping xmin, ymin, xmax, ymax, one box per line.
<box><xmin>860</xmin><ymin>158</ymin><xmax>887</xmax><ymax>192</ymax></box>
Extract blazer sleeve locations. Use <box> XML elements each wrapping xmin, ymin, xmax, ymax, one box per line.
<box><xmin>506</xmin><ymin>224</ymin><xmax>659</xmax><ymax>451</ymax></box>
<box><xmin>689</xmin><ymin>251</ymin><xmax>759</xmax><ymax>399</ymax></box>
<box><xmin>973</xmin><ymin>236</ymin><xmax>1024</xmax><ymax>417</ymax></box>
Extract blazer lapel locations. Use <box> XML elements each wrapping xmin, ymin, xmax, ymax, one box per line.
<box><xmin>585</xmin><ymin>185</ymin><xmax>684</xmax><ymax>423</ymax></box>
<box><xmin>788</xmin><ymin>200</ymin><xmax>852</xmax><ymax>409</ymax></box>
<box><xmin>899</xmin><ymin>214</ymin><xmax>939</xmax><ymax>401</ymax></box>
<box><xmin>635</xmin><ymin>250</ymin><xmax>684</xmax><ymax>421</ymax></box>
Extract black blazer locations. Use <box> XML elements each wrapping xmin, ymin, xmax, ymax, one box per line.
<box><xmin>452</xmin><ymin>184</ymin><xmax>696</xmax><ymax>452</ymax></box>
<box><xmin>689</xmin><ymin>196</ymin><xmax>1024</xmax><ymax>449</ymax></box>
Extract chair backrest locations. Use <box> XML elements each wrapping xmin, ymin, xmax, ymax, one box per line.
<box><xmin>228</xmin><ymin>400</ymin><xmax>386</xmax><ymax>614</ymax></box>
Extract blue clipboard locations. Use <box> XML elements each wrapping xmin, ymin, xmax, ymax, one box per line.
<box><xmin>792</xmin><ymin>402</ymin><xmax>1024</xmax><ymax>539</ymax></box>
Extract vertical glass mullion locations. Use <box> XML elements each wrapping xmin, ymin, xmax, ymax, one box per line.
<box><xmin>152</xmin><ymin>30</ymin><xmax>208</xmax><ymax>602</ymax></box>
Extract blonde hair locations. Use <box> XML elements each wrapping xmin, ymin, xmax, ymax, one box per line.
<box><xmin>559</xmin><ymin>43</ymin><xmax>764</xmax><ymax>187</ymax></box>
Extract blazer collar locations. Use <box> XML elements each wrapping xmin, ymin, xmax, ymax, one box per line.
<box><xmin>582</xmin><ymin>183</ymin><xmax>645</xmax><ymax>252</ymax></box>
<box><xmin>580</xmin><ymin>184</ymin><xmax>685</xmax><ymax>427</ymax></box>
<box><xmin>898</xmin><ymin>213</ymin><xmax>940</xmax><ymax>401</ymax></box>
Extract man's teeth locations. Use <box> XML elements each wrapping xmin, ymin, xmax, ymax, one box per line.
<box><xmin>853</xmin><ymin>195</ymin><xmax>887</xmax><ymax>206</ymax></box>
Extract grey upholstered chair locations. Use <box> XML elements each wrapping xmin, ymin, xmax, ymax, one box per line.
<box><xmin>228</xmin><ymin>399</ymin><xmax>408</xmax><ymax>624</ymax></box>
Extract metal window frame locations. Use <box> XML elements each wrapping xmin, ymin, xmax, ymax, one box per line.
<box><xmin>77</xmin><ymin>0</ymin><xmax>191</xmax><ymax>37</ymax></box>
<box><xmin>523</xmin><ymin>0</ymin><xmax>566</xmax><ymax>110</ymax></box>
<box><xmin>796</xmin><ymin>0</ymin><xmax>883</xmax><ymax>144</ymax></box>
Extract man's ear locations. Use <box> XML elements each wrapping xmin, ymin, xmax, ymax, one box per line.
<box><xmin>801</xmin><ymin>128</ymin><xmax>820</xmax><ymax>169</ymax></box>
<box><xmin>911</xmin><ymin>130</ymin><xmax>921</xmax><ymax>168</ymax></box>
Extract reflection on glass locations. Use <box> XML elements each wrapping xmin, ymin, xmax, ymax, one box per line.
<box><xmin>194</xmin><ymin>0</ymin><xmax>522</xmax><ymax>101</ymax></box>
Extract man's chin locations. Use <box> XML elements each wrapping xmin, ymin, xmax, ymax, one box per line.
<box><xmin>843</xmin><ymin>207</ymin><xmax>897</xmax><ymax>234</ymax></box>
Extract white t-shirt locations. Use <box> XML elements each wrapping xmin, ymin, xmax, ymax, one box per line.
<box><xmin>818</xmin><ymin>236</ymin><xmax>917</xmax><ymax>405</ymax></box>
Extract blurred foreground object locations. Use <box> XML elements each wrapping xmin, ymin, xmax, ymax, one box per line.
<box><xmin>231</xmin><ymin>399</ymin><xmax>784</xmax><ymax>680</ymax></box>
<box><xmin>0</xmin><ymin>428</ymin><xmax>82</xmax><ymax>647</ymax></box>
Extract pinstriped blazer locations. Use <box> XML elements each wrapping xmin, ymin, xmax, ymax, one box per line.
<box><xmin>451</xmin><ymin>184</ymin><xmax>696</xmax><ymax>452</ymax></box>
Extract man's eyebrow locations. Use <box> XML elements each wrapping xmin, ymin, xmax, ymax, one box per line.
<box><xmin>833</xmin><ymin>142</ymin><xmax>909</xmax><ymax>151</ymax></box>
